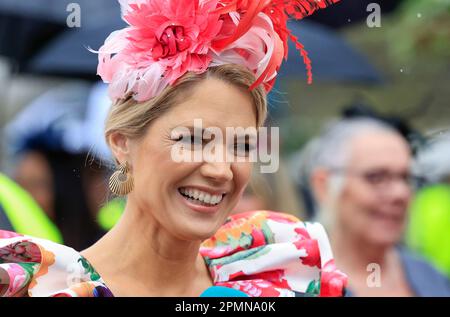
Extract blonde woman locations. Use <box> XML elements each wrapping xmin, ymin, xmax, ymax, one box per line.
<box><xmin>0</xmin><ymin>0</ymin><xmax>346</xmax><ymax>297</ymax></box>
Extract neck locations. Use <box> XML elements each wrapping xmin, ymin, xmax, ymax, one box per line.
<box><xmin>329</xmin><ymin>223</ymin><xmax>414</xmax><ymax>296</ymax></box>
<box><xmin>82</xmin><ymin>199</ymin><xmax>212</xmax><ymax>296</ymax></box>
<box><xmin>330</xmin><ymin>224</ymin><xmax>393</xmax><ymax>275</ymax></box>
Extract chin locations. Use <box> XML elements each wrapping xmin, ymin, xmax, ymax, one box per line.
<box><xmin>367</xmin><ymin>231</ymin><xmax>403</xmax><ymax>248</ymax></box>
<box><xmin>171</xmin><ymin>216</ymin><xmax>226</xmax><ymax>241</ymax></box>
<box><xmin>178</xmin><ymin>227</ymin><xmax>220</xmax><ymax>242</ymax></box>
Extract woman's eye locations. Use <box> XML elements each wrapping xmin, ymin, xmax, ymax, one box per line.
<box><xmin>233</xmin><ymin>143</ymin><xmax>255</xmax><ymax>156</ymax></box>
<box><xmin>173</xmin><ymin>134</ymin><xmax>204</xmax><ymax>145</ymax></box>
<box><xmin>364</xmin><ymin>172</ymin><xmax>387</xmax><ymax>185</ymax></box>
<box><xmin>171</xmin><ymin>135</ymin><xmax>183</xmax><ymax>142</ymax></box>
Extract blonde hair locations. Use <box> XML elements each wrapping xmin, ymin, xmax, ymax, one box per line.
<box><xmin>105</xmin><ymin>64</ymin><xmax>267</xmax><ymax>147</ymax></box>
<box><xmin>243</xmin><ymin>160</ymin><xmax>305</xmax><ymax>220</ymax></box>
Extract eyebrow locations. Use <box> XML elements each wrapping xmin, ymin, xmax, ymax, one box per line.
<box><xmin>172</xmin><ymin>126</ymin><xmax>204</xmax><ymax>134</ymax></box>
<box><xmin>172</xmin><ymin>126</ymin><xmax>257</xmax><ymax>141</ymax></box>
<box><xmin>233</xmin><ymin>134</ymin><xmax>257</xmax><ymax>141</ymax></box>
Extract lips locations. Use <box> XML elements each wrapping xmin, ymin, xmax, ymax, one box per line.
<box><xmin>178</xmin><ymin>187</ymin><xmax>225</xmax><ymax>207</ymax></box>
<box><xmin>369</xmin><ymin>209</ymin><xmax>405</xmax><ymax>225</ymax></box>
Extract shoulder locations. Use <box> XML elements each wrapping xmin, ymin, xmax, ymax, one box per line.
<box><xmin>200</xmin><ymin>211</ymin><xmax>348</xmax><ymax>297</ymax></box>
<box><xmin>0</xmin><ymin>230</ymin><xmax>112</xmax><ymax>297</ymax></box>
<box><xmin>399</xmin><ymin>247</ymin><xmax>450</xmax><ymax>296</ymax></box>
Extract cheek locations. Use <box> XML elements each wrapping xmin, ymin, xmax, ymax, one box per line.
<box><xmin>131</xmin><ymin>143</ymin><xmax>172</xmax><ymax>194</ymax></box>
<box><xmin>134</xmin><ymin>141</ymin><xmax>205</xmax><ymax>196</ymax></box>
<box><xmin>347</xmin><ymin>181</ymin><xmax>378</xmax><ymax>208</ymax></box>
<box><xmin>339</xmin><ymin>183</ymin><xmax>376</xmax><ymax>222</ymax></box>
<box><xmin>231</xmin><ymin>163</ymin><xmax>252</xmax><ymax>196</ymax></box>
<box><xmin>400</xmin><ymin>187</ymin><xmax>413</xmax><ymax>205</ymax></box>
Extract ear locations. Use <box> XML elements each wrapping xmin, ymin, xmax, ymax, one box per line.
<box><xmin>108</xmin><ymin>132</ymin><xmax>131</xmax><ymax>164</ymax></box>
<box><xmin>310</xmin><ymin>168</ymin><xmax>331</xmax><ymax>205</ymax></box>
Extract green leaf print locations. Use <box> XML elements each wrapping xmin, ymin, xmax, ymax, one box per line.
<box><xmin>18</xmin><ymin>262</ymin><xmax>39</xmax><ymax>277</ymax></box>
<box><xmin>261</xmin><ymin>221</ymin><xmax>274</xmax><ymax>244</ymax></box>
<box><xmin>238</xmin><ymin>232</ymin><xmax>253</xmax><ymax>249</ymax></box>
<box><xmin>78</xmin><ymin>257</ymin><xmax>101</xmax><ymax>281</ymax></box>
<box><xmin>306</xmin><ymin>279</ymin><xmax>321</xmax><ymax>296</ymax></box>
<box><xmin>209</xmin><ymin>246</ymin><xmax>271</xmax><ymax>267</ymax></box>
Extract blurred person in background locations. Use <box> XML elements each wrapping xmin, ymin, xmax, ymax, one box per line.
<box><xmin>3</xmin><ymin>82</ymin><xmax>113</xmax><ymax>250</ymax></box>
<box><xmin>304</xmin><ymin>118</ymin><xmax>450</xmax><ymax>296</ymax></box>
<box><xmin>290</xmin><ymin>103</ymin><xmax>424</xmax><ymax>221</ymax></box>
<box><xmin>13</xmin><ymin>149</ymin><xmax>55</xmax><ymax>220</ymax></box>
<box><xmin>407</xmin><ymin>131</ymin><xmax>450</xmax><ymax>279</ymax></box>
<box><xmin>233</xmin><ymin>160</ymin><xmax>305</xmax><ymax>220</ymax></box>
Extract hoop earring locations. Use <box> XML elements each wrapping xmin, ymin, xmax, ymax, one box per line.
<box><xmin>109</xmin><ymin>161</ymin><xmax>134</xmax><ymax>196</ymax></box>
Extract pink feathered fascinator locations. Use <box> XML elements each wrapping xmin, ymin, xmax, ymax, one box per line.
<box><xmin>95</xmin><ymin>0</ymin><xmax>340</xmax><ymax>103</ymax></box>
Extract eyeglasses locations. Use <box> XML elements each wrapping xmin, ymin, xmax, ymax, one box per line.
<box><xmin>330</xmin><ymin>168</ymin><xmax>423</xmax><ymax>190</ymax></box>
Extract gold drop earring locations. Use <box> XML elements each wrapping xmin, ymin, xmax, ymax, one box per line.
<box><xmin>109</xmin><ymin>161</ymin><xmax>134</xmax><ymax>196</ymax></box>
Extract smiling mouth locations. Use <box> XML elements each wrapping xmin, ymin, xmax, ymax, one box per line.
<box><xmin>369</xmin><ymin>210</ymin><xmax>404</xmax><ymax>223</ymax></box>
<box><xmin>178</xmin><ymin>187</ymin><xmax>225</xmax><ymax>207</ymax></box>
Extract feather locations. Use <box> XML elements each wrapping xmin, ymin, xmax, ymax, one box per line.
<box><xmin>213</xmin><ymin>0</ymin><xmax>340</xmax><ymax>88</ymax></box>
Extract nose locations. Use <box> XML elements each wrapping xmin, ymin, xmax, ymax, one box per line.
<box><xmin>200</xmin><ymin>161</ymin><xmax>233</xmax><ymax>183</ymax></box>
<box><xmin>387</xmin><ymin>179</ymin><xmax>412</xmax><ymax>205</ymax></box>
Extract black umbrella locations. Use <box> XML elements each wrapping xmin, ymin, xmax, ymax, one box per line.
<box><xmin>0</xmin><ymin>0</ymin><xmax>120</xmax><ymax>72</ymax></box>
<box><xmin>278</xmin><ymin>21</ymin><xmax>383</xmax><ymax>84</ymax></box>
<box><xmin>27</xmin><ymin>19</ymin><xmax>126</xmax><ymax>79</ymax></box>
<box><xmin>28</xmin><ymin>19</ymin><xmax>383</xmax><ymax>83</ymax></box>
<box><xmin>0</xmin><ymin>13</ymin><xmax>66</xmax><ymax>71</ymax></box>
<box><xmin>305</xmin><ymin>0</ymin><xmax>405</xmax><ymax>29</ymax></box>
<box><xmin>0</xmin><ymin>0</ymin><xmax>120</xmax><ymax>27</ymax></box>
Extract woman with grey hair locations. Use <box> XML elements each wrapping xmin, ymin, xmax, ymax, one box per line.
<box><xmin>303</xmin><ymin>118</ymin><xmax>450</xmax><ymax>296</ymax></box>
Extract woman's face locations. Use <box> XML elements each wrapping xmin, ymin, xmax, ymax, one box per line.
<box><xmin>126</xmin><ymin>78</ymin><xmax>258</xmax><ymax>241</ymax></box>
<box><xmin>14</xmin><ymin>151</ymin><xmax>55</xmax><ymax>220</ymax></box>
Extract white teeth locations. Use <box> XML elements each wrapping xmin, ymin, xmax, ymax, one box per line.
<box><xmin>179</xmin><ymin>187</ymin><xmax>224</xmax><ymax>205</ymax></box>
<box><xmin>193</xmin><ymin>190</ymin><xmax>200</xmax><ymax>199</ymax></box>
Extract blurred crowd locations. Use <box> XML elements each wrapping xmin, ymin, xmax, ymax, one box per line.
<box><xmin>1</xmin><ymin>0</ymin><xmax>449</xmax><ymax>297</ymax></box>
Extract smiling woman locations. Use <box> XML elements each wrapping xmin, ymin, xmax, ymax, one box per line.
<box><xmin>102</xmin><ymin>66</ymin><xmax>265</xmax><ymax>245</ymax></box>
<box><xmin>0</xmin><ymin>0</ymin><xmax>346</xmax><ymax>297</ymax></box>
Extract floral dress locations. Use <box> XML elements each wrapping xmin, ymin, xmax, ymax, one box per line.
<box><xmin>0</xmin><ymin>211</ymin><xmax>347</xmax><ymax>297</ymax></box>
